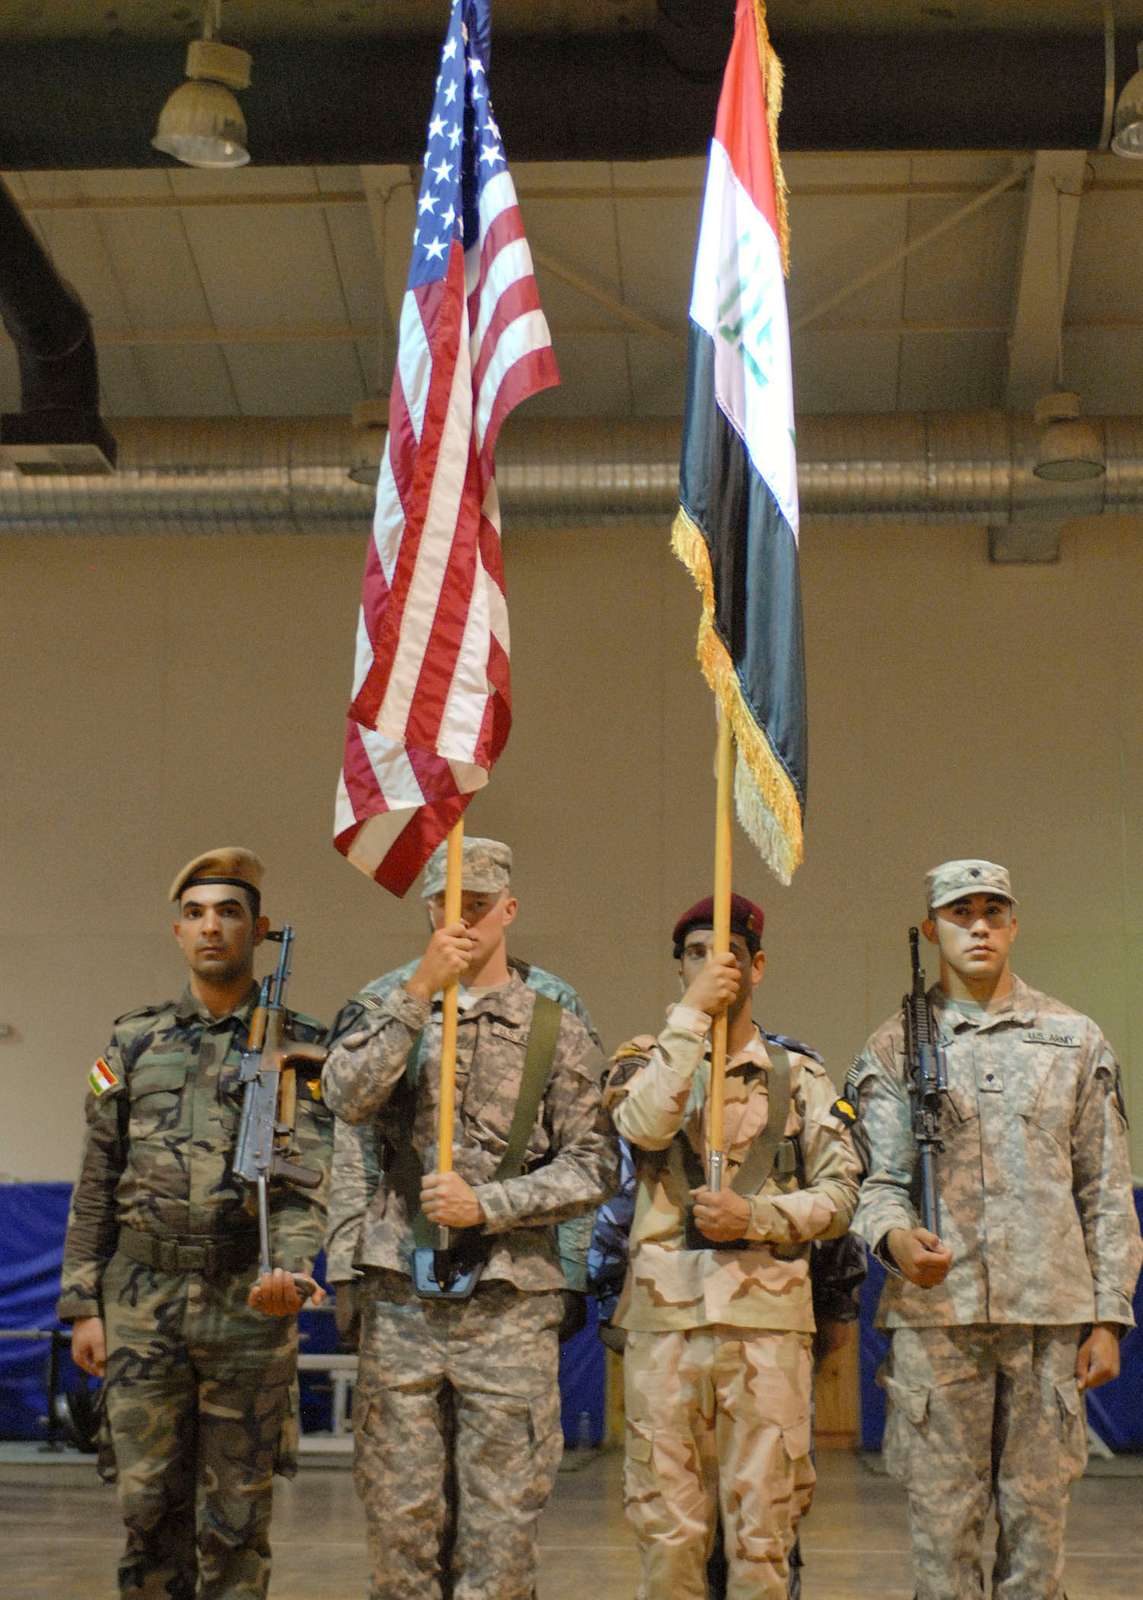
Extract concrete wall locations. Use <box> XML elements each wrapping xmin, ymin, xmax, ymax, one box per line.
<box><xmin>1</xmin><ymin>512</ymin><xmax>1140</xmax><ymax>1180</ymax></box>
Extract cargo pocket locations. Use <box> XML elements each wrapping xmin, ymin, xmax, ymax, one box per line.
<box><xmin>272</xmin><ymin>1378</ymin><xmax>300</xmax><ymax>1480</ymax></box>
<box><xmin>623</xmin><ymin>1417</ymin><xmax>661</xmax><ymax>1531</ymax></box>
<box><xmin>96</xmin><ymin>1385</ymin><xmax>117</xmax><ymax>1486</ymax></box>
<box><xmin>780</xmin><ymin>1413</ymin><xmax>813</xmax><ymax>1465</ymax></box>
<box><xmin>879</xmin><ymin>1372</ymin><xmax>930</xmax><ymax>1483</ymax></box>
<box><xmin>1051</xmin><ymin>1377</ymin><xmax>1088</xmax><ymax>1484</ymax></box>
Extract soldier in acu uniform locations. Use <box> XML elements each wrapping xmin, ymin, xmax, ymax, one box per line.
<box><xmin>322</xmin><ymin>836</ymin><xmax>616</xmax><ymax>1600</ymax></box>
<box><xmin>851</xmin><ymin>859</ymin><xmax>1143</xmax><ymax>1600</ymax></box>
<box><xmin>57</xmin><ymin>848</ymin><xmax>332</xmax><ymax>1600</ymax></box>
<box><xmin>604</xmin><ymin>894</ymin><xmax>862</xmax><ymax>1600</ymax></box>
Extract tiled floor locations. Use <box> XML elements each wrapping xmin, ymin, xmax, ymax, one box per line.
<box><xmin>4</xmin><ymin>1446</ymin><xmax>1142</xmax><ymax>1597</ymax></box>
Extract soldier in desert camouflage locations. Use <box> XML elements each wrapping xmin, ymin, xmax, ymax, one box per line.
<box><xmin>851</xmin><ymin>858</ymin><xmax>1143</xmax><ymax>1600</ymax></box>
<box><xmin>604</xmin><ymin>894</ymin><xmax>861</xmax><ymax>1600</ymax></box>
<box><xmin>322</xmin><ymin>835</ymin><xmax>616</xmax><ymax>1600</ymax></box>
<box><xmin>57</xmin><ymin>848</ymin><xmax>331</xmax><ymax>1600</ymax></box>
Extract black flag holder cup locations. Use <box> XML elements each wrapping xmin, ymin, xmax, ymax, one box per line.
<box><xmin>903</xmin><ymin>926</ymin><xmax>948</xmax><ymax>1236</ymax></box>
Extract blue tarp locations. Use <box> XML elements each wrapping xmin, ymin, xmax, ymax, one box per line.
<box><xmin>859</xmin><ymin>1186</ymin><xmax>1143</xmax><ymax>1451</ymax></box>
<box><xmin>1</xmin><ymin>1185</ymin><xmax>605</xmax><ymax>1445</ymax></box>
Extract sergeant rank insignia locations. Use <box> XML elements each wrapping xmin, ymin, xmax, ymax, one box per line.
<box><xmin>88</xmin><ymin>1057</ymin><xmax>119</xmax><ymax>1096</ymax></box>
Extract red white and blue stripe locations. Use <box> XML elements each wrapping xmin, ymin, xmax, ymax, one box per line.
<box><xmin>673</xmin><ymin>0</ymin><xmax>806</xmax><ymax>883</ymax></box>
<box><xmin>335</xmin><ymin>0</ymin><xmax>558</xmax><ymax>894</ymax></box>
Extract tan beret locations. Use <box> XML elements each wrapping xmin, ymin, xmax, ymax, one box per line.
<box><xmin>169</xmin><ymin>847</ymin><xmax>265</xmax><ymax>904</ymax></box>
<box><xmin>925</xmin><ymin>858</ymin><xmax>1016</xmax><ymax>910</ymax></box>
<box><xmin>420</xmin><ymin>837</ymin><xmax>512</xmax><ymax>899</ymax></box>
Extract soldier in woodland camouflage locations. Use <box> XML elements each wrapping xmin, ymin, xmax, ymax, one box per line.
<box><xmin>605</xmin><ymin>895</ymin><xmax>861</xmax><ymax>1600</ymax></box>
<box><xmin>322</xmin><ymin>837</ymin><xmax>616</xmax><ymax>1600</ymax></box>
<box><xmin>57</xmin><ymin>848</ymin><xmax>332</xmax><ymax>1600</ymax></box>
<box><xmin>851</xmin><ymin>859</ymin><xmax>1143</xmax><ymax>1600</ymax></box>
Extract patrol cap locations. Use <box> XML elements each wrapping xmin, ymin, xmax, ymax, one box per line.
<box><xmin>169</xmin><ymin>847</ymin><xmax>265</xmax><ymax>905</ymax></box>
<box><xmin>672</xmin><ymin>893</ymin><xmax>765</xmax><ymax>958</ymax></box>
<box><xmin>925</xmin><ymin>858</ymin><xmax>1016</xmax><ymax>911</ymax></box>
<box><xmin>421</xmin><ymin>836</ymin><xmax>512</xmax><ymax>899</ymax></box>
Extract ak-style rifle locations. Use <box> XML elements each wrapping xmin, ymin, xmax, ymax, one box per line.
<box><xmin>234</xmin><ymin>926</ymin><xmax>327</xmax><ymax>1297</ymax></box>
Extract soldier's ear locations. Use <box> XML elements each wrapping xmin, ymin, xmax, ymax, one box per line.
<box><xmin>500</xmin><ymin>894</ymin><xmax>519</xmax><ymax>928</ymax></box>
<box><xmin>750</xmin><ymin>949</ymin><xmax>766</xmax><ymax>989</ymax></box>
<box><xmin>253</xmin><ymin>915</ymin><xmax>270</xmax><ymax>947</ymax></box>
<box><xmin>921</xmin><ymin>916</ymin><xmax>938</xmax><ymax>945</ymax></box>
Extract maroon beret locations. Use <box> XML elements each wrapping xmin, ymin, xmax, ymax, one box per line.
<box><xmin>672</xmin><ymin>893</ymin><xmax>765</xmax><ymax>957</ymax></box>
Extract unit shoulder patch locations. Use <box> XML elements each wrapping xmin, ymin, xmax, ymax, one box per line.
<box><xmin>610</xmin><ymin>1034</ymin><xmax>656</xmax><ymax>1064</ymax></box>
<box><xmin>88</xmin><ymin>1057</ymin><xmax>120</xmax><ymax>1097</ymax></box>
<box><xmin>829</xmin><ymin>1095</ymin><xmax>858</xmax><ymax>1127</ymax></box>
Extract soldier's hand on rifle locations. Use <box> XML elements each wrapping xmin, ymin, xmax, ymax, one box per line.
<box><xmin>691</xmin><ymin>1184</ymin><xmax>751</xmax><ymax>1241</ymax></box>
<box><xmin>422</xmin><ymin>1169</ymin><xmax>485</xmax><ymax>1228</ymax></box>
<box><xmin>71</xmin><ymin>1316</ymin><xmax>107</xmax><ymax>1378</ymax></box>
<box><xmin>1076</xmin><ymin>1324</ymin><xmax>1121</xmax><ymax>1391</ymax></box>
<box><xmin>887</xmin><ymin>1226</ymin><xmax>952</xmax><ymax>1288</ymax></box>
<box><xmin>406</xmin><ymin>922</ymin><xmax>477</xmax><ymax>1000</ymax></box>
<box><xmin>682</xmin><ymin>951</ymin><xmax>740</xmax><ymax>1019</ymax></box>
<box><xmin>247</xmin><ymin>1267</ymin><xmax>326</xmax><ymax>1317</ymax></box>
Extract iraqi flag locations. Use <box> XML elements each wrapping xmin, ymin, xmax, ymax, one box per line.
<box><xmin>672</xmin><ymin>0</ymin><xmax>805</xmax><ymax>884</ymax></box>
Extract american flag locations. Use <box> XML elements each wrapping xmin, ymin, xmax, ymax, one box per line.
<box><xmin>334</xmin><ymin>0</ymin><xmax>558</xmax><ymax>894</ymax></box>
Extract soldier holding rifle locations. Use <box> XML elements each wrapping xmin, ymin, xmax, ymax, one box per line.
<box><xmin>57</xmin><ymin>848</ymin><xmax>331</xmax><ymax>1600</ymax></box>
<box><xmin>322</xmin><ymin>835</ymin><xmax>615</xmax><ymax>1600</ymax></box>
<box><xmin>851</xmin><ymin>858</ymin><xmax>1142</xmax><ymax>1600</ymax></box>
<box><xmin>603</xmin><ymin>893</ymin><xmax>861</xmax><ymax>1600</ymax></box>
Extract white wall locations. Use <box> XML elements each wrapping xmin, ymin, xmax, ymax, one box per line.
<box><xmin>1</xmin><ymin>511</ymin><xmax>1140</xmax><ymax>1181</ymax></box>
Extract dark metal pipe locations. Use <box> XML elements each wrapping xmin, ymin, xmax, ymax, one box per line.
<box><xmin>0</xmin><ymin>178</ymin><xmax>97</xmax><ymax>413</ymax></box>
<box><xmin>0</xmin><ymin>28</ymin><xmax>1133</xmax><ymax>170</ymax></box>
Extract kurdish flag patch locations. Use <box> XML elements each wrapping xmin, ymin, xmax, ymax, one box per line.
<box><xmin>89</xmin><ymin>1057</ymin><xmax>119</xmax><ymax>1096</ymax></box>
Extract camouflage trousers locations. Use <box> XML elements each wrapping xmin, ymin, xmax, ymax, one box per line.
<box><xmin>880</xmin><ymin>1324</ymin><xmax>1087</xmax><ymax>1600</ymax></box>
<box><xmin>354</xmin><ymin>1268</ymin><xmax>564</xmax><ymax>1600</ymax></box>
<box><xmin>623</xmin><ymin>1326</ymin><xmax>815</xmax><ymax>1600</ymax></box>
<box><xmin>101</xmin><ymin>1250</ymin><xmax>297</xmax><ymax>1600</ymax></box>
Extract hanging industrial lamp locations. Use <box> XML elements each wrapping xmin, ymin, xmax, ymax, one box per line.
<box><xmin>152</xmin><ymin>0</ymin><xmax>252</xmax><ymax>169</ymax></box>
<box><xmin>1111</xmin><ymin>42</ymin><xmax>1143</xmax><ymax>156</ymax></box>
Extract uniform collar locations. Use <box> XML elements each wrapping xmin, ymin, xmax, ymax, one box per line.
<box><xmin>430</xmin><ymin>967</ymin><xmax>531</xmax><ymax>1025</ymax></box>
<box><xmin>933</xmin><ymin>973</ymin><xmax>1037</xmax><ymax>1034</ymax></box>
<box><xmin>700</xmin><ymin>1021</ymin><xmax>771</xmax><ymax>1072</ymax></box>
<box><xmin>173</xmin><ymin>980</ymin><xmax>260</xmax><ymax>1028</ymax></box>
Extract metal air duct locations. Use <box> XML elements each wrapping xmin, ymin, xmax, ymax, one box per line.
<box><xmin>2</xmin><ymin>414</ymin><xmax>1143</xmax><ymax>537</ymax></box>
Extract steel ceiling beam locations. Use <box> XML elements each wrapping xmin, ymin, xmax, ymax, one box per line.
<box><xmin>0</xmin><ymin>29</ymin><xmax>1135</xmax><ymax>169</ymax></box>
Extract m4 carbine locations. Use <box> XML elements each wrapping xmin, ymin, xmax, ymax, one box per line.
<box><xmin>234</xmin><ymin>926</ymin><xmax>327</xmax><ymax>1297</ymax></box>
<box><xmin>902</xmin><ymin>927</ymin><xmax>947</xmax><ymax>1236</ymax></box>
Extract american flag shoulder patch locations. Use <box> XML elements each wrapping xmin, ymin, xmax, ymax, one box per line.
<box><xmin>88</xmin><ymin>1057</ymin><xmax>119</xmax><ymax>1096</ymax></box>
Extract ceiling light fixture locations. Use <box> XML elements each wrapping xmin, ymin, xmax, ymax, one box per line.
<box><xmin>1032</xmin><ymin>391</ymin><xmax>1105</xmax><ymax>481</ymax></box>
<box><xmin>152</xmin><ymin>0</ymin><xmax>252</xmax><ymax>170</ymax></box>
<box><xmin>1111</xmin><ymin>42</ymin><xmax>1143</xmax><ymax>156</ymax></box>
<box><xmin>348</xmin><ymin>399</ymin><xmax>387</xmax><ymax>487</ymax></box>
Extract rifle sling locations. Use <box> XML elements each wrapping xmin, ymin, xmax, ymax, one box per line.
<box><xmin>386</xmin><ymin>994</ymin><xmax>563</xmax><ymax>1252</ymax></box>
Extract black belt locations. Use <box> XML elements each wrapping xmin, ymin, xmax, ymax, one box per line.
<box><xmin>118</xmin><ymin>1227</ymin><xmax>260</xmax><ymax>1276</ymax></box>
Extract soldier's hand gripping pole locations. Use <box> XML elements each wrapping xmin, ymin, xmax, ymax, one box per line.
<box><xmin>234</xmin><ymin>926</ymin><xmax>328</xmax><ymax>1302</ymax></box>
<box><xmin>432</xmin><ymin>819</ymin><xmax>465</xmax><ymax>1285</ymax></box>
<box><xmin>902</xmin><ymin>927</ymin><xmax>948</xmax><ymax>1236</ymax></box>
<box><xmin>706</xmin><ymin>715</ymin><xmax>735</xmax><ymax>1192</ymax></box>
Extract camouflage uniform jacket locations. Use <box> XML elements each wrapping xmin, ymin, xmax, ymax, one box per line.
<box><xmin>605</xmin><ymin>1003</ymin><xmax>861</xmax><ymax>1332</ymax></box>
<box><xmin>851</xmin><ymin>975</ymin><xmax>1143</xmax><ymax>1330</ymax></box>
<box><xmin>57</xmin><ymin>983</ymin><xmax>331</xmax><ymax>1322</ymax></box>
<box><xmin>324</xmin><ymin>958</ymin><xmax>602</xmax><ymax>1290</ymax></box>
<box><xmin>321</xmin><ymin>968</ymin><xmax>617</xmax><ymax>1293</ymax></box>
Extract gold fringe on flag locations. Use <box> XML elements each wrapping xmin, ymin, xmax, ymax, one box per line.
<box><xmin>753</xmin><ymin>0</ymin><xmax>790</xmax><ymax>276</ymax></box>
<box><xmin>671</xmin><ymin>505</ymin><xmax>805</xmax><ymax>885</ymax></box>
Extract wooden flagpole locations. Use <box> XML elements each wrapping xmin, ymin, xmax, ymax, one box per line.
<box><xmin>707</xmin><ymin>714</ymin><xmax>735</xmax><ymax>1191</ymax></box>
<box><xmin>434</xmin><ymin>816</ymin><xmax>465</xmax><ymax>1247</ymax></box>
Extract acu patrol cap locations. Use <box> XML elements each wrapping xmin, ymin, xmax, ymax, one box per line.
<box><xmin>169</xmin><ymin>847</ymin><xmax>265</xmax><ymax>905</ymax></box>
<box><xmin>925</xmin><ymin>858</ymin><xmax>1016</xmax><ymax>911</ymax></box>
<box><xmin>672</xmin><ymin>893</ymin><xmax>765</xmax><ymax>958</ymax></box>
<box><xmin>420</xmin><ymin>836</ymin><xmax>512</xmax><ymax>899</ymax></box>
